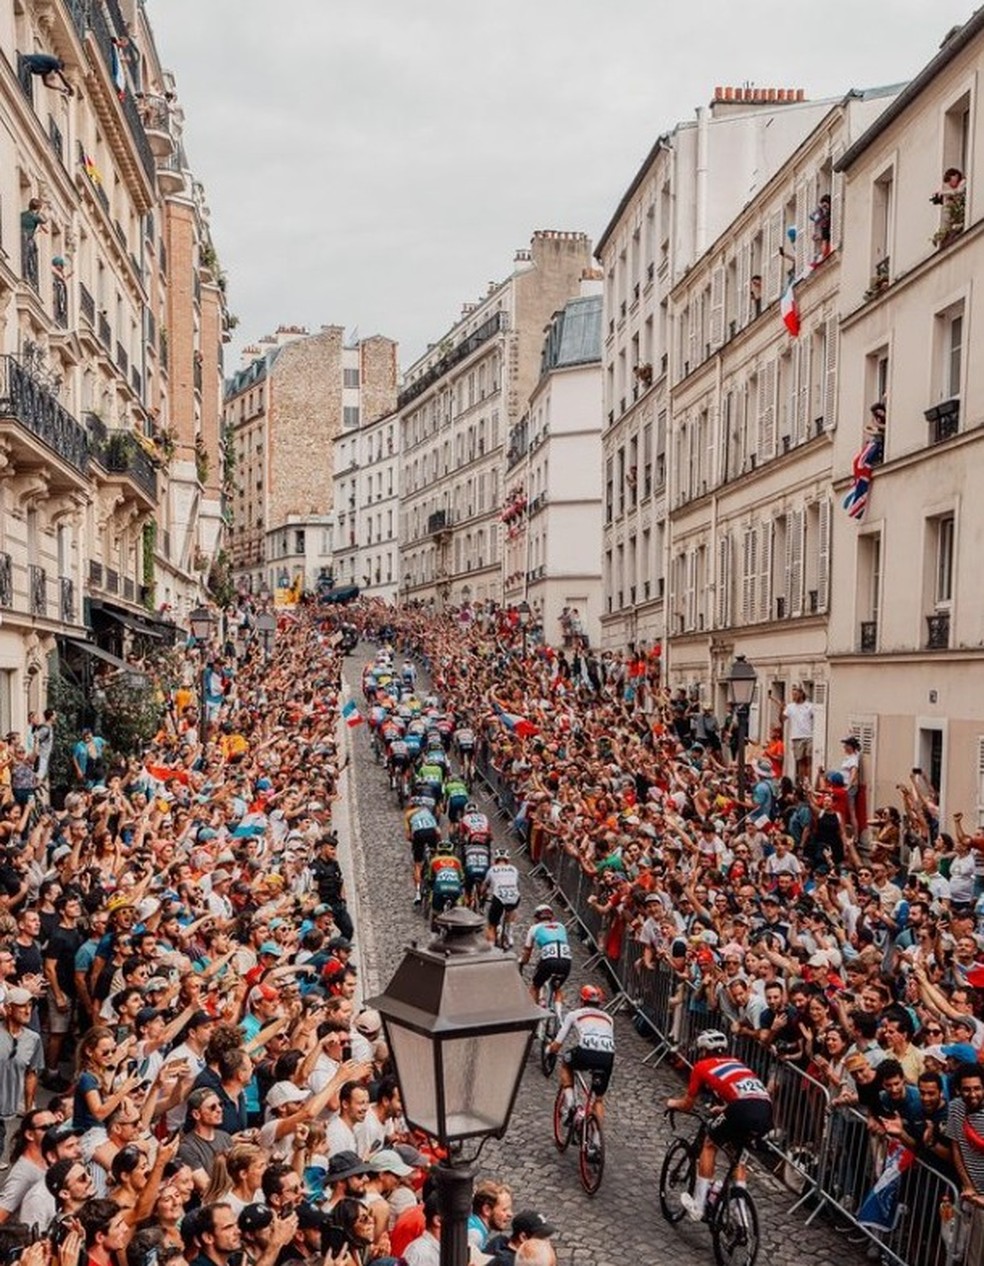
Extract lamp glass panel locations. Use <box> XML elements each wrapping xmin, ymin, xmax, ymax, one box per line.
<box><xmin>385</xmin><ymin>1022</ymin><xmax>439</xmax><ymax>1137</ymax></box>
<box><xmin>440</xmin><ymin>1030</ymin><xmax>529</xmax><ymax>1138</ymax></box>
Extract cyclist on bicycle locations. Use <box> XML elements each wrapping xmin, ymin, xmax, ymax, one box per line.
<box><xmin>406</xmin><ymin>802</ymin><xmax>440</xmax><ymax>904</ymax></box>
<box><xmin>387</xmin><ymin>736</ymin><xmax>411</xmax><ymax>792</ymax></box>
<box><xmin>549</xmin><ymin>983</ymin><xmax>614</xmax><ymax>1126</ymax></box>
<box><xmin>454</xmin><ymin>723</ymin><xmax>477</xmax><ymax>782</ymax></box>
<box><xmin>426</xmin><ymin>839</ymin><xmax>465</xmax><ymax>915</ymax></box>
<box><xmin>459</xmin><ymin>809</ymin><xmax>492</xmax><ymax>908</ymax></box>
<box><xmin>444</xmin><ymin>775</ymin><xmax>470</xmax><ymax>829</ymax></box>
<box><xmin>520</xmin><ymin>904</ymin><xmax>571</xmax><ymax>1007</ymax></box>
<box><xmin>666</xmin><ymin>1029</ymin><xmax>773</xmax><ymax>1222</ymax></box>
<box><xmin>402</xmin><ymin>660</ymin><xmax>417</xmax><ymax>690</ymax></box>
<box><xmin>483</xmin><ymin>848</ymin><xmax>520</xmax><ymax>945</ymax></box>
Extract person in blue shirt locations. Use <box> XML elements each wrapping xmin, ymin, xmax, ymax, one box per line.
<box><xmin>520</xmin><ymin>904</ymin><xmax>571</xmax><ymax>1007</ymax></box>
<box><xmin>750</xmin><ymin>759</ymin><xmax>775</xmax><ymax>821</ymax></box>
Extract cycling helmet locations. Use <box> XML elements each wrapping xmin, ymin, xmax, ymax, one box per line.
<box><xmin>534</xmin><ymin>903</ymin><xmax>554</xmax><ymax>919</ymax></box>
<box><xmin>464</xmin><ymin>801</ymin><xmax>478</xmax><ymax>814</ymax></box>
<box><xmin>493</xmin><ymin>847</ymin><xmax>509</xmax><ymax>860</ymax></box>
<box><xmin>435</xmin><ymin>840</ymin><xmax>454</xmax><ymax>854</ymax></box>
<box><xmin>695</xmin><ymin>1029</ymin><xmax>729</xmax><ymax>1054</ymax></box>
<box><xmin>580</xmin><ymin>984</ymin><xmax>605</xmax><ymax>1005</ymax></box>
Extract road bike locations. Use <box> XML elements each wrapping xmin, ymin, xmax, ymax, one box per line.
<box><xmin>659</xmin><ymin>1109</ymin><xmax>760</xmax><ymax>1266</ymax></box>
<box><xmin>537</xmin><ymin>974</ymin><xmax>564</xmax><ymax>1077</ymax></box>
<box><xmin>552</xmin><ymin>1065</ymin><xmax>605</xmax><ymax>1195</ymax></box>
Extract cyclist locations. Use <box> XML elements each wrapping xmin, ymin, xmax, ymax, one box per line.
<box><xmin>402</xmin><ymin>660</ymin><xmax>417</xmax><ymax>690</ymax></box>
<box><xmin>665</xmin><ymin>1029</ymin><xmax>773</xmax><ymax>1222</ymax></box>
<box><xmin>454</xmin><ymin>722</ymin><xmax>477</xmax><ymax>784</ymax></box>
<box><xmin>520</xmin><ymin>903</ymin><xmax>572</xmax><ymax>1007</ymax></box>
<box><xmin>405</xmin><ymin>802</ymin><xmax>440</xmax><ymax>904</ymax></box>
<box><xmin>426</xmin><ymin>839</ymin><xmax>465</xmax><ymax>916</ymax></box>
<box><xmin>483</xmin><ymin>847</ymin><xmax>521</xmax><ymax>945</ymax></box>
<box><xmin>549</xmin><ymin>983</ymin><xmax>614</xmax><ymax>1126</ymax></box>
<box><xmin>444</xmin><ymin>775</ymin><xmax>470</xmax><ymax>833</ymax></box>
<box><xmin>460</xmin><ymin>813</ymin><xmax>492</xmax><ymax>909</ymax></box>
<box><xmin>387</xmin><ymin>735</ymin><xmax>411</xmax><ymax>795</ymax></box>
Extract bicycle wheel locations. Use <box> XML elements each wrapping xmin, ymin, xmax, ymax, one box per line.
<box><xmin>578</xmin><ymin>1109</ymin><xmax>605</xmax><ymax>1195</ymax></box>
<box><xmin>540</xmin><ymin>998</ymin><xmax>559</xmax><ymax>1076</ymax></box>
<box><xmin>659</xmin><ymin>1138</ymin><xmax>696</xmax><ymax>1224</ymax></box>
<box><xmin>552</xmin><ymin>1088</ymin><xmax>573</xmax><ymax>1152</ymax></box>
<box><xmin>712</xmin><ymin>1186</ymin><xmax>759</xmax><ymax>1266</ymax></box>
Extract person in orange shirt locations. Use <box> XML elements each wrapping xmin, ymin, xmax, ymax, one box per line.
<box><xmin>763</xmin><ymin>726</ymin><xmax>785</xmax><ymax>779</ymax></box>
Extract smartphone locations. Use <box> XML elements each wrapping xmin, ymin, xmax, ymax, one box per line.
<box><xmin>323</xmin><ymin>1228</ymin><xmax>349</xmax><ymax>1257</ymax></box>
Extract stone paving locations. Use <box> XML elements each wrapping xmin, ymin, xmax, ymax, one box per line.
<box><xmin>338</xmin><ymin>656</ymin><xmax>864</xmax><ymax>1266</ymax></box>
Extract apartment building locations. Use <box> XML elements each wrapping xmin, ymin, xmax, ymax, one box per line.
<box><xmin>503</xmin><ymin>285</ymin><xmax>604</xmax><ymax>645</ymax></box>
<box><xmin>597</xmin><ymin>87</ymin><xmax>861</xmax><ymax>653</ymax></box>
<box><xmin>332</xmin><ymin>408</ymin><xmax>400</xmax><ymax>602</ymax></box>
<box><xmin>225</xmin><ymin>327</ymin><xmax>397</xmax><ymax>595</ymax></box>
<box><xmin>0</xmin><ymin>0</ymin><xmax>226</xmax><ymax>729</ymax></box>
<box><xmin>664</xmin><ymin>88</ymin><xmax>898</xmax><ymax>759</ymax></box>
<box><xmin>398</xmin><ymin>230</ymin><xmax>593</xmax><ymax>608</ymax></box>
<box><xmin>827</xmin><ymin>11</ymin><xmax>984</xmax><ymax>818</ymax></box>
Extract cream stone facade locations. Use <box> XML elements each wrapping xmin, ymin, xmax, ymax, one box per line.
<box><xmin>503</xmin><ymin>286</ymin><xmax>603</xmax><ymax>646</ymax></box>
<box><xmin>828</xmin><ymin>11</ymin><xmax>984</xmax><ymax>820</ymax></box>
<box><xmin>597</xmin><ymin>87</ymin><xmax>867</xmax><ymax>655</ymax></box>
<box><xmin>0</xmin><ymin>0</ymin><xmax>226</xmax><ymax>730</ymax></box>
<box><xmin>332</xmin><ymin>409</ymin><xmax>399</xmax><ymax>602</ymax></box>
<box><xmin>225</xmin><ymin>327</ymin><xmax>397</xmax><ymax>595</ymax></box>
<box><xmin>664</xmin><ymin>89</ymin><xmax>898</xmax><ymax>758</ymax></box>
<box><xmin>398</xmin><ymin>230</ymin><xmax>593</xmax><ymax>609</ymax></box>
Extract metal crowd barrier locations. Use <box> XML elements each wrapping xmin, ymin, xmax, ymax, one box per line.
<box><xmin>470</xmin><ymin>743</ymin><xmax>971</xmax><ymax>1266</ymax></box>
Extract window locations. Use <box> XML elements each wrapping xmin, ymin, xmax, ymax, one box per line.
<box><xmin>857</xmin><ymin>532</ymin><xmax>881</xmax><ymax>651</ymax></box>
<box><xmin>944</xmin><ymin>91</ymin><xmax>971</xmax><ymax>177</ymax></box>
<box><xmin>871</xmin><ymin>166</ymin><xmax>894</xmax><ymax>277</ymax></box>
<box><xmin>941</xmin><ymin>305</ymin><xmax>964</xmax><ymax>399</ymax></box>
<box><xmin>343</xmin><ymin>406</ymin><xmax>360</xmax><ymax>427</ymax></box>
<box><xmin>935</xmin><ymin>514</ymin><xmax>955</xmax><ymax>606</ymax></box>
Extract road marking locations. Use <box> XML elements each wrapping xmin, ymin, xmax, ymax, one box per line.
<box><xmin>337</xmin><ymin>680</ymin><xmax>380</xmax><ymax>998</ymax></box>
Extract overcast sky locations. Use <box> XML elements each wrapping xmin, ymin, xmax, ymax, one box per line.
<box><xmin>148</xmin><ymin>0</ymin><xmax>974</xmax><ymax>371</ymax></box>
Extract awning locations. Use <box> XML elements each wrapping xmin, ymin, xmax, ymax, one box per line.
<box><xmin>60</xmin><ymin>637</ymin><xmax>147</xmax><ymax>679</ymax></box>
<box><xmin>90</xmin><ymin>601</ymin><xmax>164</xmax><ymax>639</ymax></box>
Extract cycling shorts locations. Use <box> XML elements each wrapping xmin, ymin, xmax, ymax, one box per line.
<box><xmin>447</xmin><ymin>797</ymin><xmax>469</xmax><ymax>823</ymax></box>
<box><xmin>532</xmin><ymin>957</ymin><xmax>572</xmax><ymax>992</ymax></box>
<box><xmin>487</xmin><ymin>896</ymin><xmax>520</xmax><ymax>926</ymax></box>
<box><xmin>411</xmin><ymin>827</ymin><xmax>439</xmax><ymax>863</ymax></box>
<box><xmin>708</xmin><ymin>1098</ymin><xmax>773</xmax><ymax>1152</ymax></box>
<box><xmin>432</xmin><ymin>888</ymin><xmax>462</xmax><ymax>914</ymax></box>
<box><xmin>464</xmin><ymin>866</ymin><xmax>489</xmax><ymax>893</ymax></box>
<box><xmin>563</xmin><ymin>1048</ymin><xmax>614</xmax><ymax>1096</ymax></box>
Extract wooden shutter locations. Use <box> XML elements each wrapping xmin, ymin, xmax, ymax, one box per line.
<box><xmin>766</xmin><ymin>211</ymin><xmax>783</xmax><ymax>303</ymax></box>
<box><xmin>812</xmin><ymin>697</ymin><xmax>827</xmax><ymax>779</ymax></box>
<box><xmin>847</xmin><ymin>714</ymin><xmax>878</xmax><ymax>789</ymax></box>
<box><xmin>758</xmin><ymin>357</ymin><xmax>776</xmax><ymax>462</ymax></box>
<box><xmin>742</xmin><ymin>528</ymin><xmax>756</xmax><ymax>625</ymax></box>
<box><xmin>758</xmin><ymin>520</ymin><xmax>772</xmax><ymax>623</ymax></box>
<box><xmin>717</xmin><ymin>533</ymin><xmax>731</xmax><ymax>628</ymax></box>
<box><xmin>829</xmin><ymin>147</ymin><xmax>845</xmax><ymax>253</ymax></box>
<box><xmin>709</xmin><ymin>264</ymin><xmax>725</xmax><ymax>350</ymax></box>
<box><xmin>816</xmin><ymin>496</ymin><xmax>831</xmax><ymax>613</ymax></box>
<box><xmin>688</xmin><ymin>303</ymin><xmax>699</xmax><ymax>372</ymax></box>
<box><xmin>685</xmin><ymin>549</ymin><xmax>697</xmax><ymax>630</ymax></box>
<box><xmin>795</xmin><ymin>337</ymin><xmax>811</xmax><ymax>444</ymax></box>
<box><xmin>737</xmin><ymin>244</ymin><xmax>750</xmax><ymax>329</ymax></box>
<box><xmin>706</xmin><ymin>403</ymin><xmax>718</xmax><ymax>491</ymax></box>
<box><xmin>795</xmin><ymin>180</ymin><xmax>808</xmax><ymax>278</ymax></box>
<box><xmin>789</xmin><ymin>507</ymin><xmax>805</xmax><ymax>617</ymax></box>
<box><xmin>823</xmin><ymin>316</ymin><xmax>838</xmax><ymax>430</ymax></box>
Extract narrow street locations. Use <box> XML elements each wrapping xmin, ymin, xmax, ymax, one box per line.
<box><xmin>337</xmin><ymin>657</ymin><xmax>859</xmax><ymax>1266</ymax></box>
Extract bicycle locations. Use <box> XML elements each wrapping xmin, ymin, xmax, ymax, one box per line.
<box><xmin>552</xmin><ymin>1065</ymin><xmax>605</xmax><ymax>1195</ymax></box>
<box><xmin>659</xmin><ymin>1109</ymin><xmax>760</xmax><ymax>1266</ymax></box>
<box><xmin>537</xmin><ymin>975</ymin><xmax>564</xmax><ymax>1077</ymax></box>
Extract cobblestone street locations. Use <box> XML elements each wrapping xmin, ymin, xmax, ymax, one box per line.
<box><xmin>338</xmin><ymin>658</ymin><xmax>863</xmax><ymax>1266</ymax></box>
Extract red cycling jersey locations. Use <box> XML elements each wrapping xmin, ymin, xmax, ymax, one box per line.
<box><xmin>688</xmin><ymin>1056</ymin><xmax>770</xmax><ymax>1103</ymax></box>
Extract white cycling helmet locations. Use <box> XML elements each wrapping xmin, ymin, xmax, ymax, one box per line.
<box><xmin>695</xmin><ymin>1029</ymin><xmax>729</xmax><ymax>1054</ymax></box>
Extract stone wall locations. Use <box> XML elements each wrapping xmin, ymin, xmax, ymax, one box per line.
<box><xmin>359</xmin><ymin>336</ymin><xmax>398</xmax><ymax>425</ymax></box>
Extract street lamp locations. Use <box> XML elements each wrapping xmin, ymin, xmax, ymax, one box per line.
<box><xmin>188</xmin><ymin>605</ymin><xmax>215</xmax><ymax>644</ymax></box>
<box><xmin>188</xmin><ymin>606</ymin><xmax>217</xmax><ymax>740</ymax></box>
<box><xmin>368</xmin><ymin>909</ymin><xmax>543</xmax><ymax>1266</ymax></box>
<box><xmin>726</xmin><ymin>654</ymin><xmax>758</xmax><ymax>804</ymax></box>
<box><xmin>517</xmin><ymin>599</ymin><xmax>531</xmax><ymax>656</ymax></box>
<box><xmin>255</xmin><ymin>611</ymin><xmax>276</xmax><ymax>659</ymax></box>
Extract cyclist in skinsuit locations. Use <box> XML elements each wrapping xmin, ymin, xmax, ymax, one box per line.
<box><xmin>483</xmin><ymin>848</ymin><xmax>520</xmax><ymax>945</ymax></box>
<box><xmin>666</xmin><ymin>1029</ymin><xmax>773</xmax><ymax>1221</ymax></box>
<box><xmin>549</xmin><ymin>984</ymin><xmax>614</xmax><ymax>1126</ymax></box>
<box><xmin>405</xmin><ymin>803</ymin><xmax>439</xmax><ymax>904</ymax></box>
<box><xmin>520</xmin><ymin>904</ymin><xmax>571</xmax><ymax>1007</ymax></box>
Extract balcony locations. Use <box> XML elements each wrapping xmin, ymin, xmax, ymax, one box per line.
<box><xmin>116</xmin><ymin>343</ymin><xmax>129</xmax><ymax>376</ymax></box>
<box><xmin>137</xmin><ymin>93</ymin><xmax>175</xmax><ymax>158</ymax></box>
<box><xmin>0</xmin><ymin>554</ymin><xmax>11</xmax><ymax>607</ymax></box>
<box><xmin>48</xmin><ymin>117</ymin><xmax>64</xmax><ymax>166</ymax></box>
<box><xmin>28</xmin><ymin>565</ymin><xmax>47</xmax><ymax>617</ymax></box>
<box><xmin>80</xmin><ymin>284</ymin><xmax>96</xmax><ymax>326</ymax></box>
<box><xmin>53</xmin><ymin>276</ymin><xmax>69</xmax><ymax>329</ymax></box>
<box><xmin>397</xmin><ymin>312</ymin><xmax>507</xmax><ymax>409</ymax></box>
<box><xmin>123</xmin><ymin>577</ymin><xmax>135</xmax><ymax>602</ymax></box>
<box><xmin>156</xmin><ymin>151</ymin><xmax>186</xmax><ymax>196</ymax></box>
<box><xmin>926</xmin><ymin>612</ymin><xmax>950</xmax><ymax>650</ymax></box>
<box><xmin>860</xmin><ymin>620</ymin><xmax>878</xmax><ymax>653</ymax></box>
<box><xmin>925</xmin><ymin>398</ymin><xmax>960</xmax><ymax>446</ymax></box>
<box><xmin>85</xmin><ymin>0</ymin><xmax>157</xmax><ymax>192</ymax></box>
<box><xmin>21</xmin><ymin>236</ymin><xmax>39</xmax><ymax>293</ymax></box>
<box><xmin>59</xmin><ymin>576</ymin><xmax>75</xmax><ymax>623</ymax></box>
<box><xmin>0</xmin><ymin>356</ymin><xmax>90</xmax><ymax>476</ymax></box>
<box><xmin>428</xmin><ymin>509</ymin><xmax>452</xmax><ymax>537</ymax></box>
<box><xmin>92</xmin><ymin>429</ymin><xmax>158</xmax><ymax>504</ymax></box>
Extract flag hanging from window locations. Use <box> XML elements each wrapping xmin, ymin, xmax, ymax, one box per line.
<box><xmin>780</xmin><ymin>279</ymin><xmax>800</xmax><ymax>336</ymax></box>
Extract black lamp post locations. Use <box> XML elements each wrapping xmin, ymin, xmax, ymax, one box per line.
<box><xmin>367</xmin><ymin>909</ymin><xmax>543</xmax><ymax>1266</ymax></box>
<box><xmin>255</xmin><ymin>611</ymin><xmax>276</xmax><ymax>659</ymax></box>
<box><xmin>188</xmin><ymin>605</ymin><xmax>216</xmax><ymax>735</ymax></box>
<box><xmin>726</xmin><ymin>654</ymin><xmax>758</xmax><ymax>804</ymax></box>
<box><xmin>517</xmin><ymin>599</ymin><xmax>531</xmax><ymax>656</ymax></box>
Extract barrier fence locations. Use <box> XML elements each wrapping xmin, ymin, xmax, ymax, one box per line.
<box><xmin>473</xmin><ymin>745</ymin><xmax>972</xmax><ymax>1266</ymax></box>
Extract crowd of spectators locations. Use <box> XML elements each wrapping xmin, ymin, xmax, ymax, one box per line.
<box><xmin>0</xmin><ymin>603</ymin><xmax>560</xmax><ymax>1266</ymax></box>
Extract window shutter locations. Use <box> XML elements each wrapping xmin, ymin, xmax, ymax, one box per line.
<box><xmin>847</xmin><ymin>714</ymin><xmax>878</xmax><ymax>788</ymax></box>
<box><xmin>758</xmin><ymin>357</ymin><xmax>776</xmax><ymax>462</ymax></box>
<box><xmin>977</xmin><ymin>737</ymin><xmax>984</xmax><ymax>828</ymax></box>
<box><xmin>717</xmin><ymin>533</ymin><xmax>731</xmax><ymax>628</ymax></box>
<box><xmin>795</xmin><ymin>337</ymin><xmax>811</xmax><ymax>443</ymax></box>
<box><xmin>688</xmin><ymin>303</ymin><xmax>699</xmax><ymax>371</ymax></box>
<box><xmin>811</xmin><ymin>700</ymin><xmax>827</xmax><ymax>777</ymax></box>
<box><xmin>829</xmin><ymin>148</ymin><xmax>845</xmax><ymax>253</ymax></box>
<box><xmin>790</xmin><ymin>507</ymin><xmax>805</xmax><ymax>617</ymax></box>
<box><xmin>706</xmin><ymin>403</ymin><xmax>718</xmax><ymax>490</ymax></box>
<box><xmin>823</xmin><ymin>316</ymin><xmax>838</xmax><ymax>430</ymax></box>
<box><xmin>817</xmin><ymin>496</ymin><xmax>831</xmax><ymax>612</ymax></box>
<box><xmin>766</xmin><ymin>211</ymin><xmax>783</xmax><ymax>303</ymax></box>
<box><xmin>685</xmin><ymin>549</ymin><xmax>697</xmax><ymax>630</ymax></box>
<box><xmin>758</xmin><ymin>520</ymin><xmax>772</xmax><ymax>623</ymax></box>
<box><xmin>709</xmin><ymin>264</ymin><xmax>725</xmax><ymax>350</ymax></box>
<box><xmin>742</xmin><ymin>528</ymin><xmax>756</xmax><ymax>625</ymax></box>
<box><xmin>795</xmin><ymin>179</ymin><xmax>808</xmax><ymax>277</ymax></box>
<box><xmin>737</xmin><ymin>245</ymin><xmax>750</xmax><ymax>329</ymax></box>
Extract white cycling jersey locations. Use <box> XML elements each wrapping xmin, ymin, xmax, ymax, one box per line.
<box><xmin>485</xmin><ymin>862</ymin><xmax>520</xmax><ymax>905</ymax></box>
<box><xmin>554</xmin><ymin>1005</ymin><xmax>615</xmax><ymax>1054</ymax></box>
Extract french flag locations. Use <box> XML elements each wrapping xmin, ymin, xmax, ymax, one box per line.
<box><xmin>341</xmin><ymin>699</ymin><xmax>363</xmax><ymax>728</ymax></box>
<box><xmin>780</xmin><ymin>279</ymin><xmax>800</xmax><ymax>337</ymax></box>
<box><xmin>493</xmin><ymin>703</ymin><xmax>539</xmax><ymax>739</ymax></box>
<box><xmin>858</xmin><ymin>1141</ymin><xmax>913</xmax><ymax>1232</ymax></box>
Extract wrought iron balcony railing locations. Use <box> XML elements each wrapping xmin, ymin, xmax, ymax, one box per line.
<box><xmin>926</xmin><ymin>612</ymin><xmax>950</xmax><ymax>650</ymax></box>
<box><xmin>59</xmin><ymin>575</ymin><xmax>75</xmax><ymax>623</ymax></box>
<box><xmin>0</xmin><ymin>356</ymin><xmax>90</xmax><ymax>473</ymax></box>
<box><xmin>860</xmin><ymin>620</ymin><xmax>878</xmax><ymax>653</ymax></box>
<box><xmin>29</xmin><ymin>565</ymin><xmax>47</xmax><ymax>617</ymax></box>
